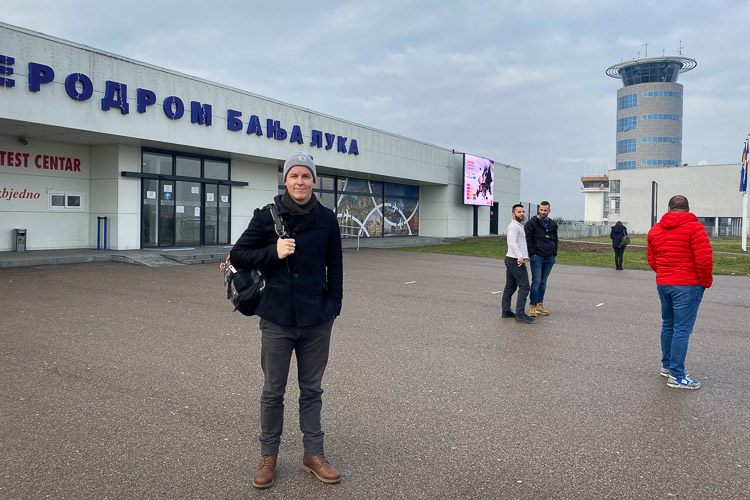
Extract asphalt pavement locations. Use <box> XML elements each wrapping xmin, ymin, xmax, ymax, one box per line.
<box><xmin>1</xmin><ymin>250</ymin><xmax>749</xmax><ymax>499</ymax></box>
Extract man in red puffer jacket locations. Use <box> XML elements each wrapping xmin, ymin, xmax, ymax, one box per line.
<box><xmin>647</xmin><ymin>195</ymin><xmax>713</xmax><ymax>390</ymax></box>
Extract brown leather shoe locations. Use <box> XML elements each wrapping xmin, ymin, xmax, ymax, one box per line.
<box><xmin>253</xmin><ymin>454</ymin><xmax>277</xmax><ymax>489</ymax></box>
<box><xmin>536</xmin><ymin>302</ymin><xmax>549</xmax><ymax>315</ymax></box>
<box><xmin>302</xmin><ymin>454</ymin><xmax>341</xmax><ymax>484</ymax></box>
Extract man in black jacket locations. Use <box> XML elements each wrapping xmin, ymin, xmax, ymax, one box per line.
<box><xmin>524</xmin><ymin>201</ymin><xmax>558</xmax><ymax>317</ymax></box>
<box><xmin>230</xmin><ymin>152</ymin><xmax>343</xmax><ymax>489</ymax></box>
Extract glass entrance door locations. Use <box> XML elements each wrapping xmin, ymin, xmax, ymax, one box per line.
<box><xmin>205</xmin><ymin>184</ymin><xmax>219</xmax><ymax>245</ymax></box>
<box><xmin>158</xmin><ymin>180</ymin><xmax>176</xmax><ymax>247</ymax></box>
<box><xmin>175</xmin><ymin>181</ymin><xmax>201</xmax><ymax>246</ymax></box>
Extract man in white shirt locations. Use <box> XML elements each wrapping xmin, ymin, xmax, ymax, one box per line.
<box><xmin>501</xmin><ymin>204</ymin><xmax>535</xmax><ymax>323</ymax></box>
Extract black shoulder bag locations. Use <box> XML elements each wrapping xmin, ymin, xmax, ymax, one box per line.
<box><xmin>222</xmin><ymin>204</ymin><xmax>286</xmax><ymax>316</ymax></box>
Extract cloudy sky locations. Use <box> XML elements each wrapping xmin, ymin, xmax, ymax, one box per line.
<box><xmin>2</xmin><ymin>0</ymin><xmax>749</xmax><ymax>218</ymax></box>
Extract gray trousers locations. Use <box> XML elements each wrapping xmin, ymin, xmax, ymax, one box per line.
<box><xmin>502</xmin><ymin>257</ymin><xmax>530</xmax><ymax>315</ymax></box>
<box><xmin>258</xmin><ymin>317</ymin><xmax>334</xmax><ymax>456</ymax></box>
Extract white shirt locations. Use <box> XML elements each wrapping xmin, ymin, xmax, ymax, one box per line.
<box><xmin>506</xmin><ymin>220</ymin><xmax>529</xmax><ymax>259</ymax></box>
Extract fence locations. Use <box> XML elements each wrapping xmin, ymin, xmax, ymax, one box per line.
<box><xmin>556</xmin><ymin>222</ymin><xmax>611</xmax><ymax>239</ymax></box>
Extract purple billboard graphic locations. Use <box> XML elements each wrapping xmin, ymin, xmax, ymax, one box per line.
<box><xmin>463</xmin><ymin>154</ymin><xmax>494</xmax><ymax>206</ymax></box>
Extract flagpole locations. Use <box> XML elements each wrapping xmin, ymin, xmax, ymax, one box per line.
<box><xmin>743</xmin><ymin>192</ymin><xmax>748</xmax><ymax>252</ymax></box>
<box><xmin>742</xmin><ymin>137</ymin><xmax>749</xmax><ymax>252</ymax></box>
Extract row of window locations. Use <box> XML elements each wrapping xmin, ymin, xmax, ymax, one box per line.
<box><xmin>142</xmin><ymin>152</ymin><xmax>230</xmax><ymax>179</ymax></box>
<box><xmin>642</xmin><ymin>160</ymin><xmax>681</xmax><ymax>166</ymax></box>
<box><xmin>642</xmin><ymin>137</ymin><xmax>681</xmax><ymax>143</ymax></box>
<box><xmin>642</xmin><ymin>114</ymin><xmax>681</xmax><ymax>121</ymax></box>
<box><xmin>278</xmin><ymin>172</ymin><xmax>419</xmax><ymax>237</ymax></box>
<box><xmin>617</xmin><ymin>92</ymin><xmax>683</xmax><ymax>111</ymax></box>
<box><xmin>619</xmin><ymin>62</ymin><xmax>682</xmax><ymax>87</ymax></box>
<box><xmin>618</xmin><ymin>114</ymin><xmax>684</xmax><ymax>133</ymax></box>
<box><xmin>616</xmin><ymin>161</ymin><xmax>636</xmax><ymax>170</ymax></box>
<box><xmin>642</xmin><ymin>91</ymin><xmax>682</xmax><ymax>98</ymax></box>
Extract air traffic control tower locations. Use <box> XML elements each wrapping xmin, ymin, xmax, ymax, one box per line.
<box><xmin>606</xmin><ymin>56</ymin><xmax>696</xmax><ymax>170</ymax></box>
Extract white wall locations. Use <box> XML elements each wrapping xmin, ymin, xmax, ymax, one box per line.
<box><xmin>0</xmin><ymin>136</ymin><xmax>90</xmax><ymax>250</ymax></box>
<box><xmin>609</xmin><ymin>164</ymin><xmax>744</xmax><ymax>233</ymax></box>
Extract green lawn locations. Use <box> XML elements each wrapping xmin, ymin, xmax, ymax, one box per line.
<box><xmin>399</xmin><ymin>236</ymin><xmax>750</xmax><ymax>276</ymax></box>
<box><xmin>574</xmin><ymin>234</ymin><xmax>746</xmax><ymax>252</ymax></box>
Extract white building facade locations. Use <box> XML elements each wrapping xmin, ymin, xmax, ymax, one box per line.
<box><xmin>603</xmin><ymin>163</ymin><xmax>746</xmax><ymax>236</ymax></box>
<box><xmin>0</xmin><ymin>23</ymin><xmax>520</xmax><ymax>251</ymax></box>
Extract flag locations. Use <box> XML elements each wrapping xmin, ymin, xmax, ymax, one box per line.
<box><xmin>742</xmin><ymin>138</ymin><xmax>749</xmax><ymax>193</ymax></box>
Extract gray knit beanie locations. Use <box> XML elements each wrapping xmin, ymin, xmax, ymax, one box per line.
<box><xmin>283</xmin><ymin>151</ymin><xmax>316</xmax><ymax>181</ymax></box>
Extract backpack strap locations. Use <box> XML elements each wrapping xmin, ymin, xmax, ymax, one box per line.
<box><xmin>267</xmin><ymin>203</ymin><xmax>287</xmax><ymax>238</ymax></box>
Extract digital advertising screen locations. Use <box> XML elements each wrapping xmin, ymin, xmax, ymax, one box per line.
<box><xmin>462</xmin><ymin>153</ymin><xmax>494</xmax><ymax>206</ymax></box>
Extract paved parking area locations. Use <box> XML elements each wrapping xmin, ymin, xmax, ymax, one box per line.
<box><xmin>1</xmin><ymin>250</ymin><xmax>749</xmax><ymax>499</ymax></box>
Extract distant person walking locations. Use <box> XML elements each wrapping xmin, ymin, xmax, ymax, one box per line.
<box><xmin>610</xmin><ymin>221</ymin><xmax>628</xmax><ymax>270</ymax></box>
<box><xmin>647</xmin><ymin>195</ymin><xmax>713</xmax><ymax>390</ymax></box>
<box><xmin>524</xmin><ymin>201</ymin><xmax>558</xmax><ymax>317</ymax></box>
<box><xmin>502</xmin><ymin>204</ymin><xmax>535</xmax><ymax>323</ymax></box>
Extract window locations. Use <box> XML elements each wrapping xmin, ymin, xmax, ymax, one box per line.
<box><xmin>610</xmin><ymin>180</ymin><xmax>620</xmax><ymax>194</ymax></box>
<box><xmin>642</xmin><ymin>91</ymin><xmax>682</xmax><ymax>98</ymax></box>
<box><xmin>603</xmin><ymin>192</ymin><xmax>610</xmax><ymax>218</ymax></box>
<box><xmin>642</xmin><ymin>160</ymin><xmax>681</xmax><ymax>166</ymax></box>
<box><xmin>642</xmin><ymin>114</ymin><xmax>681</xmax><ymax>121</ymax></box>
<box><xmin>642</xmin><ymin>137</ymin><xmax>681</xmax><ymax>143</ymax></box>
<box><xmin>611</xmin><ymin>196</ymin><xmax>620</xmax><ymax>214</ymax></box>
<box><xmin>617</xmin><ymin>161</ymin><xmax>636</xmax><ymax>170</ymax></box>
<box><xmin>617</xmin><ymin>139</ymin><xmax>636</xmax><ymax>154</ymax></box>
<box><xmin>617</xmin><ymin>116</ymin><xmax>637</xmax><ymax>132</ymax></box>
<box><xmin>617</xmin><ymin>94</ymin><xmax>637</xmax><ymax>111</ymax></box>
<box><xmin>49</xmin><ymin>192</ymin><xmax>84</xmax><ymax>210</ymax></box>
<box><xmin>620</xmin><ymin>62</ymin><xmax>681</xmax><ymax>86</ymax></box>
<box><xmin>278</xmin><ymin>173</ymin><xmax>420</xmax><ymax>237</ymax></box>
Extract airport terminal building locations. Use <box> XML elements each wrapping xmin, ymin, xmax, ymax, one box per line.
<box><xmin>0</xmin><ymin>23</ymin><xmax>520</xmax><ymax>251</ymax></box>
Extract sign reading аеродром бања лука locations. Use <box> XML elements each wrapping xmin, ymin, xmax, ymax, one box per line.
<box><xmin>0</xmin><ymin>54</ymin><xmax>360</xmax><ymax>156</ymax></box>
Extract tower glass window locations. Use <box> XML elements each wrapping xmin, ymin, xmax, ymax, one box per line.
<box><xmin>617</xmin><ymin>94</ymin><xmax>637</xmax><ymax>111</ymax></box>
<box><xmin>619</xmin><ymin>62</ymin><xmax>681</xmax><ymax>86</ymax></box>
<box><xmin>617</xmin><ymin>139</ymin><xmax>636</xmax><ymax>154</ymax></box>
<box><xmin>617</xmin><ymin>116</ymin><xmax>637</xmax><ymax>132</ymax></box>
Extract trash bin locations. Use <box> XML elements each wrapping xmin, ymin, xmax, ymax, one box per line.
<box><xmin>14</xmin><ymin>228</ymin><xmax>26</xmax><ymax>252</ymax></box>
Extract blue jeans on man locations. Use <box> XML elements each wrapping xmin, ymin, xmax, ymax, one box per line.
<box><xmin>657</xmin><ymin>285</ymin><xmax>705</xmax><ymax>379</ymax></box>
<box><xmin>529</xmin><ymin>255</ymin><xmax>555</xmax><ymax>305</ymax></box>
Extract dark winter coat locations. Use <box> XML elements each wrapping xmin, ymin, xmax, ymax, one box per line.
<box><xmin>610</xmin><ymin>224</ymin><xmax>628</xmax><ymax>249</ymax></box>
<box><xmin>647</xmin><ymin>211</ymin><xmax>713</xmax><ymax>288</ymax></box>
<box><xmin>229</xmin><ymin>195</ymin><xmax>343</xmax><ymax>327</ymax></box>
<box><xmin>524</xmin><ymin>216</ymin><xmax>558</xmax><ymax>257</ymax></box>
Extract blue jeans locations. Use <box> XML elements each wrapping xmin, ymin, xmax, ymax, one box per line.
<box><xmin>529</xmin><ymin>255</ymin><xmax>555</xmax><ymax>304</ymax></box>
<box><xmin>657</xmin><ymin>285</ymin><xmax>705</xmax><ymax>379</ymax></box>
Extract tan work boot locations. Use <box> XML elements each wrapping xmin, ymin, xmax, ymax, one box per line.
<box><xmin>536</xmin><ymin>302</ymin><xmax>549</xmax><ymax>315</ymax></box>
<box><xmin>528</xmin><ymin>303</ymin><xmax>537</xmax><ymax>317</ymax></box>
<box><xmin>302</xmin><ymin>454</ymin><xmax>341</xmax><ymax>484</ymax></box>
<box><xmin>253</xmin><ymin>454</ymin><xmax>277</xmax><ymax>489</ymax></box>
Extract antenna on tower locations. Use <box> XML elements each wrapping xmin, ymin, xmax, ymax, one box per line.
<box><xmin>643</xmin><ymin>42</ymin><xmax>650</xmax><ymax>58</ymax></box>
<box><xmin>677</xmin><ymin>40</ymin><xmax>684</xmax><ymax>56</ymax></box>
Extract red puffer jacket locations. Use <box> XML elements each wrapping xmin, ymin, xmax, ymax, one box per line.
<box><xmin>647</xmin><ymin>211</ymin><xmax>713</xmax><ymax>288</ymax></box>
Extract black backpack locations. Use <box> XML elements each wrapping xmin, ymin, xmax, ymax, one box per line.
<box><xmin>222</xmin><ymin>204</ymin><xmax>286</xmax><ymax>316</ymax></box>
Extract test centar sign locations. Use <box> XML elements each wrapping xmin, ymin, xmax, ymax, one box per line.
<box><xmin>0</xmin><ymin>54</ymin><xmax>360</xmax><ymax>156</ymax></box>
<box><xmin>0</xmin><ymin>150</ymin><xmax>82</xmax><ymax>172</ymax></box>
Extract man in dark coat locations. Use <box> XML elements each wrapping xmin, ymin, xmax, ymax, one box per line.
<box><xmin>610</xmin><ymin>221</ymin><xmax>628</xmax><ymax>270</ymax></box>
<box><xmin>524</xmin><ymin>201</ymin><xmax>558</xmax><ymax>317</ymax></box>
<box><xmin>230</xmin><ymin>152</ymin><xmax>343</xmax><ymax>488</ymax></box>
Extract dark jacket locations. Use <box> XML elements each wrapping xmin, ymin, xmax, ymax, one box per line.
<box><xmin>610</xmin><ymin>224</ymin><xmax>628</xmax><ymax>249</ymax></box>
<box><xmin>229</xmin><ymin>195</ymin><xmax>343</xmax><ymax>327</ymax></box>
<box><xmin>524</xmin><ymin>216</ymin><xmax>558</xmax><ymax>257</ymax></box>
